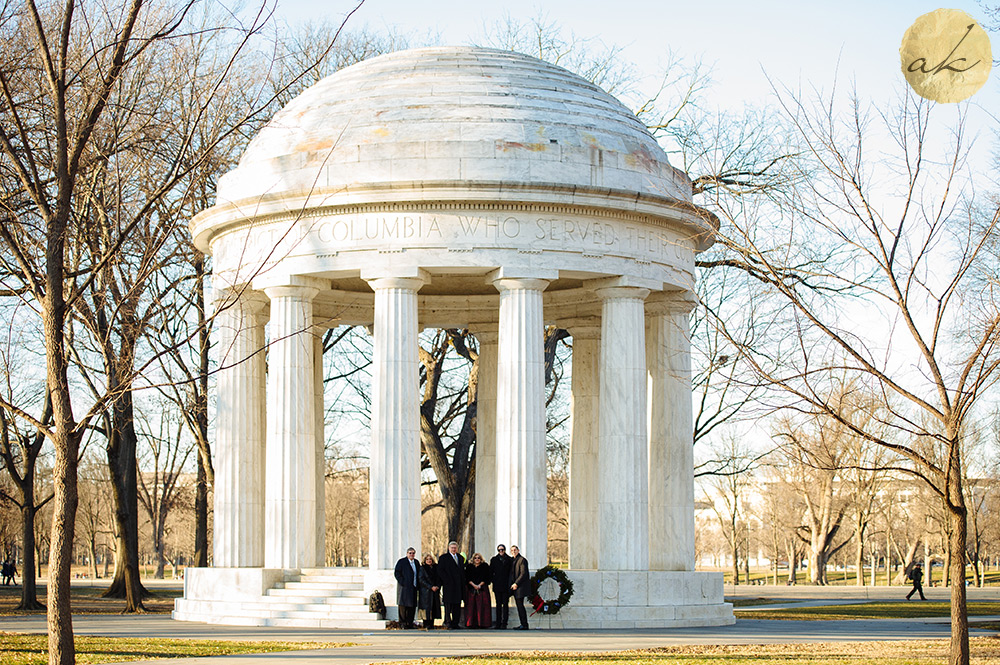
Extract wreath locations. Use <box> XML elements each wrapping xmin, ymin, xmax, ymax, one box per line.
<box><xmin>529</xmin><ymin>565</ymin><xmax>573</xmax><ymax>615</ymax></box>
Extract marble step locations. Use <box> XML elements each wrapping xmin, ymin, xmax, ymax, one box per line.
<box><xmin>172</xmin><ymin>610</ymin><xmax>386</xmax><ymax>629</ymax></box>
<box><xmin>175</xmin><ymin>599</ymin><xmax>380</xmax><ymax>620</ymax></box>
<box><xmin>277</xmin><ymin>581</ymin><xmax>365</xmax><ymax>594</ymax></box>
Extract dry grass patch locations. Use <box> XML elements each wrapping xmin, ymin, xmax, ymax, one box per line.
<box><xmin>398</xmin><ymin>639</ymin><xmax>1000</xmax><ymax>664</ymax></box>
<box><xmin>0</xmin><ymin>633</ymin><xmax>354</xmax><ymax>665</ymax></box>
<box><xmin>0</xmin><ymin>585</ymin><xmax>181</xmax><ymax>616</ymax></box>
<box><xmin>736</xmin><ymin>601</ymin><xmax>1000</xmax><ymax>621</ymax></box>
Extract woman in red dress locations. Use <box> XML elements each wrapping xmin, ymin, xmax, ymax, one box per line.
<box><xmin>464</xmin><ymin>553</ymin><xmax>492</xmax><ymax>628</ymax></box>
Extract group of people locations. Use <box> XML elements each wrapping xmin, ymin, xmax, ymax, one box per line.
<box><xmin>1</xmin><ymin>559</ymin><xmax>17</xmax><ymax>586</ymax></box>
<box><xmin>394</xmin><ymin>541</ymin><xmax>530</xmax><ymax>630</ymax></box>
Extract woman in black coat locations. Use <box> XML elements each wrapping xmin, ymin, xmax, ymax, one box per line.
<box><xmin>417</xmin><ymin>554</ymin><xmax>443</xmax><ymax>629</ymax></box>
<box><xmin>464</xmin><ymin>553</ymin><xmax>492</xmax><ymax>628</ymax></box>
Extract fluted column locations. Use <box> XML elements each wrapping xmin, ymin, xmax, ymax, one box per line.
<box><xmin>213</xmin><ymin>291</ymin><xmax>266</xmax><ymax>567</ymax></box>
<box><xmin>568</xmin><ymin>326</ymin><xmax>600</xmax><ymax>570</ymax></box>
<box><xmin>367</xmin><ymin>276</ymin><xmax>424</xmax><ymax>570</ymax></box>
<box><xmin>648</xmin><ymin>301</ymin><xmax>696</xmax><ymax>570</ymax></box>
<box><xmin>494</xmin><ymin>278</ymin><xmax>549</xmax><ymax>564</ymax></box>
<box><xmin>473</xmin><ymin>330</ymin><xmax>498</xmax><ymax>554</ymax></box>
<box><xmin>596</xmin><ymin>286</ymin><xmax>650</xmax><ymax>571</ymax></box>
<box><xmin>313</xmin><ymin>327</ymin><xmax>328</xmax><ymax>566</ymax></box>
<box><xmin>263</xmin><ymin>283</ymin><xmax>320</xmax><ymax>569</ymax></box>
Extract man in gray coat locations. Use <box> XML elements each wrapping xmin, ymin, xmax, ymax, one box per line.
<box><xmin>508</xmin><ymin>545</ymin><xmax>530</xmax><ymax>630</ymax></box>
<box><xmin>393</xmin><ymin>547</ymin><xmax>420</xmax><ymax>628</ymax></box>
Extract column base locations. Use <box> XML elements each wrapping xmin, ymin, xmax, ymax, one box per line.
<box><xmin>524</xmin><ymin>570</ymin><xmax>733</xmax><ymax>629</ymax></box>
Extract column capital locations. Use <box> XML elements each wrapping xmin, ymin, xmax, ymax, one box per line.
<box><xmin>361</xmin><ymin>266</ymin><xmax>429</xmax><ymax>288</ymax></box>
<box><xmin>213</xmin><ymin>287</ymin><xmax>267</xmax><ymax>315</ymax></box>
<box><xmin>487</xmin><ymin>267</ymin><xmax>558</xmax><ymax>285</ymax></box>
<box><xmin>567</xmin><ymin>325</ymin><xmax>601</xmax><ymax>340</ymax></box>
<box><xmin>492</xmin><ymin>277</ymin><xmax>550</xmax><ymax>293</ymax></box>
<box><xmin>584</xmin><ymin>275</ymin><xmax>660</xmax><ymax>293</ymax></box>
<box><xmin>594</xmin><ymin>285</ymin><xmax>650</xmax><ymax>301</ymax></box>
<box><xmin>365</xmin><ymin>275</ymin><xmax>427</xmax><ymax>292</ymax></box>
<box><xmin>253</xmin><ymin>274</ymin><xmax>329</xmax><ymax>294</ymax></box>
<box><xmin>646</xmin><ymin>290</ymin><xmax>698</xmax><ymax>315</ymax></box>
<box><xmin>312</xmin><ymin>315</ymin><xmax>339</xmax><ymax>332</ymax></box>
<box><xmin>471</xmin><ymin>328</ymin><xmax>499</xmax><ymax>345</ymax></box>
<box><xmin>263</xmin><ymin>283</ymin><xmax>320</xmax><ymax>302</ymax></box>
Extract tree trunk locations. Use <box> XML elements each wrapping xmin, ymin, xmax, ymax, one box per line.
<box><xmin>949</xmin><ymin>504</ymin><xmax>969</xmax><ymax>665</ymax></box>
<box><xmin>731</xmin><ymin>531</ymin><xmax>740</xmax><ymax>585</ymax></box>
<box><xmin>89</xmin><ymin>538</ymin><xmax>99</xmax><ymax>580</ymax></box>
<box><xmin>946</xmin><ymin>428</ymin><xmax>969</xmax><ymax>665</ymax></box>
<box><xmin>194</xmin><ymin>456</ymin><xmax>209</xmax><ymax>567</ymax></box>
<box><xmin>855</xmin><ymin>522</ymin><xmax>864</xmax><ymax>586</ymax></box>
<box><xmin>193</xmin><ymin>259</ymin><xmax>211</xmax><ymax>568</ymax></box>
<box><xmin>103</xmin><ymin>390</ymin><xmax>147</xmax><ymax>609</ymax></box>
<box><xmin>809</xmin><ymin>546</ymin><xmax>828</xmax><ymax>585</ymax></box>
<box><xmin>17</xmin><ymin>500</ymin><xmax>44</xmax><ymax>610</ymax></box>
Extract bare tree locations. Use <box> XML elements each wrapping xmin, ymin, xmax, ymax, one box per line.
<box><xmin>708</xmin><ymin>84</ymin><xmax>1000</xmax><ymax>663</ymax></box>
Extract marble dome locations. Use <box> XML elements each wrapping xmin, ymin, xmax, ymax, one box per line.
<box><xmin>220</xmin><ymin>46</ymin><xmax>693</xmax><ymax>204</ymax></box>
<box><xmin>192</xmin><ymin>46</ymin><xmax>716</xmax><ymax>297</ymax></box>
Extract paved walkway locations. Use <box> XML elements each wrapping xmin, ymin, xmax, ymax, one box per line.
<box><xmin>0</xmin><ymin>610</ymin><xmax>992</xmax><ymax>665</ymax></box>
<box><xmin>4</xmin><ymin>582</ymin><xmax>998</xmax><ymax>664</ymax></box>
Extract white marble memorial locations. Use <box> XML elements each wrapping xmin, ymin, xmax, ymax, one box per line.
<box><xmin>174</xmin><ymin>46</ymin><xmax>732</xmax><ymax>629</ymax></box>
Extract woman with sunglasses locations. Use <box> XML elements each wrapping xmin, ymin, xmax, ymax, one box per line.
<box><xmin>464</xmin><ymin>552</ymin><xmax>493</xmax><ymax>628</ymax></box>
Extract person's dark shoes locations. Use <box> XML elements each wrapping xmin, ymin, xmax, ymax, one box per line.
<box><xmin>515</xmin><ymin>624</ymin><xmax>529</xmax><ymax>630</ymax></box>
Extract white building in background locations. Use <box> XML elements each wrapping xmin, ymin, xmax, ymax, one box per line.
<box><xmin>173</xmin><ymin>46</ymin><xmax>732</xmax><ymax>629</ymax></box>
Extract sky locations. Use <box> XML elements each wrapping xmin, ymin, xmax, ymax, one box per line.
<box><xmin>276</xmin><ymin>0</ymin><xmax>998</xmax><ymax>119</ymax></box>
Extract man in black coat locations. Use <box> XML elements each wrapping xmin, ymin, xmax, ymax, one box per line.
<box><xmin>906</xmin><ymin>563</ymin><xmax>926</xmax><ymax>600</ymax></box>
<box><xmin>489</xmin><ymin>544</ymin><xmax>513</xmax><ymax>628</ymax></box>
<box><xmin>508</xmin><ymin>545</ymin><xmax>530</xmax><ymax>630</ymax></box>
<box><xmin>438</xmin><ymin>541</ymin><xmax>465</xmax><ymax>629</ymax></box>
<box><xmin>393</xmin><ymin>547</ymin><xmax>420</xmax><ymax>628</ymax></box>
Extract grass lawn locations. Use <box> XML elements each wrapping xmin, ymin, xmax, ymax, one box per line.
<box><xmin>0</xmin><ymin>585</ymin><xmax>181</xmax><ymax>616</ymax></box>
<box><xmin>0</xmin><ymin>633</ymin><xmax>354</xmax><ymax>665</ymax></box>
<box><xmin>394</xmin><ymin>640</ymin><xmax>1000</xmax><ymax>664</ymax></box>
<box><xmin>728</xmin><ymin>598</ymin><xmax>802</xmax><ymax>608</ymax></box>
<box><xmin>736</xmin><ymin>601</ymin><xmax>1000</xmax><ymax>620</ymax></box>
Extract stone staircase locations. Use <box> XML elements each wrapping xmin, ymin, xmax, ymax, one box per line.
<box><xmin>173</xmin><ymin>567</ymin><xmax>387</xmax><ymax>629</ymax></box>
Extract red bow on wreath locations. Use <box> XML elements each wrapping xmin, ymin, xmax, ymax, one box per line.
<box><xmin>530</xmin><ymin>594</ymin><xmax>545</xmax><ymax>615</ymax></box>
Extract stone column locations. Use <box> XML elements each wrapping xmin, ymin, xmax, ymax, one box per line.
<box><xmin>493</xmin><ymin>278</ymin><xmax>549</xmax><ymax>564</ymax></box>
<box><xmin>568</xmin><ymin>326</ymin><xmax>600</xmax><ymax>570</ymax></box>
<box><xmin>647</xmin><ymin>301</ymin><xmax>696</xmax><ymax>571</ymax></box>
<box><xmin>313</xmin><ymin>328</ymin><xmax>327</xmax><ymax>567</ymax></box>
<box><xmin>263</xmin><ymin>282</ymin><xmax>320</xmax><ymax>570</ymax></box>
<box><xmin>213</xmin><ymin>290</ymin><xmax>266</xmax><ymax>567</ymax></box>
<box><xmin>596</xmin><ymin>286</ymin><xmax>650</xmax><ymax>571</ymax></box>
<box><xmin>473</xmin><ymin>330</ymin><xmax>498</xmax><ymax>555</ymax></box>
<box><xmin>366</xmin><ymin>276</ymin><xmax>424</xmax><ymax>570</ymax></box>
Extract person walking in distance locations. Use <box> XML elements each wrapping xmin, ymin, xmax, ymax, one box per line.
<box><xmin>438</xmin><ymin>541</ymin><xmax>466</xmax><ymax>629</ymax></box>
<box><xmin>508</xmin><ymin>545</ymin><xmax>530</xmax><ymax>630</ymax></box>
<box><xmin>906</xmin><ymin>563</ymin><xmax>926</xmax><ymax>600</ymax></box>
<box><xmin>489</xmin><ymin>544</ymin><xmax>512</xmax><ymax>629</ymax></box>
<box><xmin>393</xmin><ymin>547</ymin><xmax>420</xmax><ymax>628</ymax></box>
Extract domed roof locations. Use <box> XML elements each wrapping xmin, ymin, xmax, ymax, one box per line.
<box><xmin>218</xmin><ymin>46</ymin><xmax>692</xmax><ymax>204</ymax></box>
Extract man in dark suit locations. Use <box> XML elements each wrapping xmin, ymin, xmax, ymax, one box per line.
<box><xmin>393</xmin><ymin>547</ymin><xmax>420</xmax><ymax>628</ymax></box>
<box><xmin>438</xmin><ymin>541</ymin><xmax>465</xmax><ymax>629</ymax></box>
<box><xmin>489</xmin><ymin>544</ymin><xmax>512</xmax><ymax>629</ymax></box>
<box><xmin>508</xmin><ymin>545</ymin><xmax>530</xmax><ymax>630</ymax></box>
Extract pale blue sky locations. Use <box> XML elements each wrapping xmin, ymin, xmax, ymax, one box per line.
<box><xmin>276</xmin><ymin>0</ymin><xmax>997</xmax><ymax>114</ymax></box>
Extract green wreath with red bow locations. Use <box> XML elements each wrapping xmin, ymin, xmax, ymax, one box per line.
<box><xmin>529</xmin><ymin>565</ymin><xmax>574</xmax><ymax>615</ymax></box>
